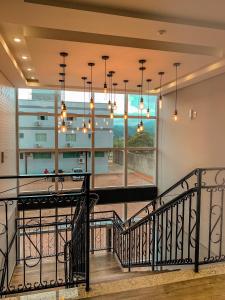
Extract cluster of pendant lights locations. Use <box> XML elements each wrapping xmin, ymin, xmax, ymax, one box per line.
<box><xmin>58</xmin><ymin>52</ymin><xmax>181</xmax><ymax>133</ymax></box>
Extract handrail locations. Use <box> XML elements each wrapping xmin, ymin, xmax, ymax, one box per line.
<box><xmin>124</xmin><ymin>168</ymin><xmax>199</xmax><ymax>226</ymax></box>
<box><xmin>122</xmin><ymin>187</ymin><xmax>198</xmax><ymax>234</ymax></box>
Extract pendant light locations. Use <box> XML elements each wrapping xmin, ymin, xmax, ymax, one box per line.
<box><xmin>87</xmin><ymin>80</ymin><xmax>92</xmax><ymax>130</ymax></box>
<box><xmin>173</xmin><ymin>63</ymin><xmax>181</xmax><ymax>121</ymax></box>
<box><xmin>108</xmin><ymin>72</ymin><xmax>114</xmax><ymax>118</ymax></box>
<box><xmin>113</xmin><ymin>82</ymin><xmax>118</xmax><ymax>111</ymax></box>
<box><xmin>107</xmin><ymin>72</ymin><xmax>112</xmax><ymax>110</ymax></box>
<box><xmin>61</xmin><ymin>119</ymin><xmax>67</xmax><ymax>133</ymax></box>
<box><xmin>123</xmin><ymin>80</ymin><xmax>128</xmax><ymax>120</ymax></box>
<box><xmin>59</xmin><ymin>52</ymin><xmax>68</xmax><ymax>120</ymax></box>
<box><xmin>136</xmin><ymin>84</ymin><xmax>142</xmax><ymax>133</ymax></box>
<box><xmin>102</xmin><ymin>55</ymin><xmax>109</xmax><ymax>94</ymax></box>
<box><xmin>81</xmin><ymin>76</ymin><xmax>88</xmax><ymax>133</ymax></box>
<box><xmin>158</xmin><ymin>71</ymin><xmax>164</xmax><ymax>110</ymax></box>
<box><xmin>88</xmin><ymin>62</ymin><xmax>95</xmax><ymax>110</ymax></box>
<box><xmin>146</xmin><ymin>79</ymin><xmax>152</xmax><ymax>118</ymax></box>
<box><xmin>139</xmin><ymin>59</ymin><xmax>146</xmax><ymax>110</ymax></box>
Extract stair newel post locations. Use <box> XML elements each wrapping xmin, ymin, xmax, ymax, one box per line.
<box><xmin>128</xmin><ymin>220</ymin><xmax>131</xmax><ymax>272</ymax></box>
<box><xmin>152</xmin><ymin>199</ymin><xmax>156</xmax><ymax>271</ymax></box>
<box><xmin>85</xmin><ymin>174</ymin><xmax>90</xmax><ymax>291</ymax></box>
<box><xmin>194</xmin><ymin>169</ymin><xmax>202</xmax><ymax>272</ymax></box>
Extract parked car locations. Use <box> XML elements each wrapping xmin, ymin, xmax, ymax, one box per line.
<box><xmin>52</xmin><ymin>169</ymin><xmax>64</xmax><ymax>182</ymax></box>
<box><xmin>72</xmin><ymin>168</ymin><xmax>84</xmax><ymax>181</ymax></box>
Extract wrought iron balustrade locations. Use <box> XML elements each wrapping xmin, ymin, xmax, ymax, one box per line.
<box><xmin>0</xmin><ymin>172</ymin><xmax>91</xmax><ymax>297</ymax></box>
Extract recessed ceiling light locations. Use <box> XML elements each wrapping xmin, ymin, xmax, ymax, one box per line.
<box><xmin>14</xmin><ymin>37</ymin><xmax>21</xmax><ymax>43</ymax></box>
<box><xmin>158</xmin><ymin>29</ymin><xmax>167</xmax><ymax>35</ymax></box>
<box><xmin>27</xmin><ymin>68</ymin><xmax>32</xmax><ymax>71</ymax></box>
<box><xmin>22</xmin><ymin>55</ymin><xmax>28</xmax><ymax>60</ymax></box>
<box><xmin>31</xmin><ymin>76</ymin><xmax>35</xmax><ymax>80</ymax></box>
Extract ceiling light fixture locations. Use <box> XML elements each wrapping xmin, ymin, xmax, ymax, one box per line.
<box><xmin>27</xmin><ymin>68</ymin><xmax>32</xmax><ymax>71</ymax></box>
<box><xmin>158</xmin><ymin>71</ymin><xmax>164</xmax><ymax>110</ymax></box>
<box><xmin>137</xmin><ymin>84</ymin><xmax>142</xmax><ymax>133</ymax></box>
<box><xmin>146</xmin><ymin>79</ymin><xmax>152</xmax><ymax>118</ymax></box>
<box><xmin>88</xmin><ymin>62</ymin><xmax>95</xmax><ymax>110</ymax></box>
<box><xmin>87</xmin><ymin>80</ymin><xmax>92</xmax><ymax>130</ymax></box>
<box><xmin>102</xmin><ymin>55</ymin><xmax>109</xmax><ymax>94</ymax></box>
<box><xmin>173</xmin><ymin>62</ymin><xmax>181</xmax><ymax>122</ymax></box>
<box><xmin>139</xmin><ymin>59</ymin><xmax>146</xmax><ymax>111</ymax></box>
<box><xmin>22</xmin><ymin>55</ymin><xmax>28</xmax><ymax>60</ymax></box>
<box><xmin>113</xmin><ymin>82</ymin><xmax>118</xmax><ymax>111</ymax></box>
<box><xmin>58</xmin><ymin>52</ymin><xmax>68</xmax><ymax>134</ymax></box>
<box><xmin>14</xmin><ymin>37</ymin><xmax>21</xmax><ymax>43</ymax></box>
<box><xmin>123</xmin><ymin>80</ymin><xmax>128</xmax><ymax>120</ymax></box>
<box><xmin>82</xmin><ymin>76</ymin><xmax>88</xmax><ymax>133</ymax></box>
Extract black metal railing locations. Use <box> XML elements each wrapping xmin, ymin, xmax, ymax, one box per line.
<box><xmin>1</xmin><ymin>168</ymin><xmax>225</xmax><ymax>297</ymax></box>
<box><xmin>0</xmin><ymin>172</ymin><xmax>91</xmax><ymax>297</ymax></box>
<box><xmin>89</xmin><ymin>168</ymin><xmax>225</xmax><ymax>273</ymax></box>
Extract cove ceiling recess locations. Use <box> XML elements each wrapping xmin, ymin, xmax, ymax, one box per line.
<box><xmin>0</xmin><ymin>0</ymin><xmax>225</xmax><ymax>92</ymax></box>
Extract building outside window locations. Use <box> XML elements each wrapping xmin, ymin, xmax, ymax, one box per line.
<box><xmin>17</xmin><ymin>88</ymin><xmax>157</xmax><ymax>193</ymax></box>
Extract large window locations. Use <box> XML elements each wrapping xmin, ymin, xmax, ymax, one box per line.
<box><xmin>17</xmin><ymin>88</ymin><xmax>157</xmax><ymax>191</ymax></box>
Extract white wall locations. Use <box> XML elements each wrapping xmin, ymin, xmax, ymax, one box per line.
<box><xmin>158</xmin><ymin>73</ymin><xmax>225</xmax><ymax>193</ymax></box>
<box><xmin>0</xmin><ymin>71</ymin><xmax>17</xmax><ymax>286</ymax></box>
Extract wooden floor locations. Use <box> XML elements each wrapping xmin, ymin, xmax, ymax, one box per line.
<box><xmin>87</xmin><ymin>274</ymin><xmax>225</xmax><ymax>300</ymax></box>
<box><xmin>10</xmin><ymin>252</ymin><xmax>155</xmax><ymax>287</ymax></box>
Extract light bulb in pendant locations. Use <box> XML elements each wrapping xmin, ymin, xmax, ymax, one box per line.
<box><xmin>108</xmin><ymin>100</ymin><xmax>112</xmax><ymax>110</ymax></box>
<box><xmin>137</xmin><ymin>123</ymin><xmax>140</xmax><ymax>133</ymax></box>
<box><xmin>146</xmin><ymin>108</ymin><xmax>150</xmax><ymax>119</ymax></box>
<box><xmin>83</xmin><ymin>122</ymin><xmax>87</xmax><ymax>133</ymax></box>
<box><xmin>158</xmin><ymin>95</ymin><xmax>163</xmax><ymax>110</ymax></box>
<box><xmin>61</xmin><ymin>120</ymin><xmax>67</xmax><ymax>133</ymax></box>
<box><xmin>113</xmin><ymin>101</ymin><xmax>117</xmax><ymax>111</ymax></box>
<box><xmin>90</xmin><ymin>97</ymin><xmax>94</xmax><ymax>110</ymax></box>
<box><xmin>173</xmin><ymin>109</ymin><xmax>178</xmax><ymax>121</ymax></box>
<box><xmin>140</xmin><ymin>120</ymin><xmax>144</xmax><ymax>132</ymax></box>
<box><xmin>110</xmin><ymin>108</ymin><xmax>114</xmax><ymax>119</ymax></box>
<box><xmin>104</xmin><ymin>83</ymin><xmax>107</xmax><ymax>94</ymax></box>
<box><xmin>139</xmin><ymin>97</ymin><xmax>144</xmax><ymax>110</ymax></box>
<box><xmin>88</xmin><ymin>119</ymin><xmax>91</xmax><ymax>129</ymax></box>
<box><xmin>62</xmin><ymin>103</ymin><xmax>67</xmax><ymax>118</ymax></box>
<box><xmin>124</xmin><ymin>112</ymin><xmax>128</xmax><ymax>120</ymax></box>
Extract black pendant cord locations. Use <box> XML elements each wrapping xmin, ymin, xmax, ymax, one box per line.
<box><xmin>159</xmin><ymin>73</ymin><xmax>162</xmax><ymax>98</ymax></box>
<box><xmin>104</xmin><ymin>59</ymin><xmax>107</xmax><ymax>85</ymax></box>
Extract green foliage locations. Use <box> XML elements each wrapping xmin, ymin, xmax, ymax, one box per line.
<box><xmin>113</xmin><ymin>137</ymin><xmax>124</xmax><ymax>147</ymax></box>
<box><xmin>128</xmin><ymin>132</ymin><xmax>154</xmax><ymax>147</ymax></box>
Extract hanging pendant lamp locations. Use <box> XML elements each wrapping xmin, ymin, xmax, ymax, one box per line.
<box><xmin>59</xmin><ymin>52</ymin><xmax>68</xmax><ymax>120</ymax></box>
<box><xmin>158</xmin><ymin>71</ymin><xmax>164</xmax><ymax>110</ymax></box>
<box><xmin>113</xmin><ymin>82</ymin><xmax>118</xmax><ymax>111</ymax></box>
<box><xmin>81</xmin><ymin>76</ymin><xmax>88</xmax><ymax>133</ymax></box>
<box><xmin>87</xmin><ymin>80</ymin><xmax>92</xmax><ymax>129</ymax></box>
<box><xmin>146</xmin><ymin>79</ymin><xmax>152</xmax><ymax>118</ymax></box>
<box><xmin>173</xmin><ymin>63</ymin><xmax>181</xmax><ymax>122</ymax></box>
<box><xmin>136</xmin><ymin>84</ymin><xmax>142</xmax><ymax>133</ymax></box>
<box><xmin>88</xmin><ymin>62</ymin><xmax>95</xmax><ymax>110</ymax></box>
<box><xmin>123</xmin><ymin>80</ymin><xmax>128</xmax><ymax>120</ymax></box>
<box><xmin>139</xmin><ymin>59</ymin><xmax>146</xmax><ymax>111</ymax></box>
<box><xmin>102</xmin><ymin>55</ymin><xmax>109</xmax><ymax>94</ymax></box>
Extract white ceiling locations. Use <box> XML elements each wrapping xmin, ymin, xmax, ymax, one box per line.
<box><xmin>0</xmin><ymin>0</ymin><xmax>225</xmax><ymax>93</ymax></box>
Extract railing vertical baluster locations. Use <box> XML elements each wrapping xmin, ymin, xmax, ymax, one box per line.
<box><xmin>85</xmin><ymin>175</ymin><xmax>90</xmax><ymax>292</ymax></box>
<box><xmin>194</xmin><ymin>169</ymin><xmax>202</xmax><ymax>272</ymax></box>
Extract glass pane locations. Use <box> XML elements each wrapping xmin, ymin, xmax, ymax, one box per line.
<box><xmin>94</xmin><ymin>117</ymin><xmax>113</xmax><ymax>148</ymax></box>
<box><xmin>128</xmin><ymin>119</ymin><xmax>156</xmax><ymax>147</ymax></box>
<box><xmin>58</xmin><ymin>151</ymin><xmax>92</xmax><ymax>191</ymax></box>
<box><xmin>58</xmin><ymin>117</ymin><xmax>92</xmax><ymax>148</ymax></box>
<box><xmin>94</xmin><ymin>150</ymin><xmax>124</xmax><ymax>188</ymax></box>
<box><xmin>113</xmin><ymin>118</ymin><xmax>124</xmax><ymax>147</ymax></box>
<box><xmin>94</xmin><ymin>92</ymin><xmax>124</xmax><ymax>116</ymax></box>
<box><xmin>128</xmin><ymin>94</ymin><xmax>157</xmax><ymax>116</ymax></box>
<box><xmin>18</xmin><ymin>151</ymin><xmax>55</xmax><ymax>193</ymax></box>
<box><xmin>59</xmin><ymin>91</ymin><xmax>91</xmax><ymax>115</ymax></box>
<box><xmin>19</xmin><ymin>115</ymin><xmax>55</xmax><ymax>149</ymax></box>
<box><xmin>127</xmin><ymin>150</ymin><xmax>155</xmax><ymax>186</ymax></box>
<box><xmin>18</xmin><ymin>89</ymin><xmax>55</xmax><ymax>113</ymax></box>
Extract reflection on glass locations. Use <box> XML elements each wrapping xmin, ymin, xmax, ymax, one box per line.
<box><xmin>94</xmin><ymin>92</ymin><xmax>124</xmax><ymax>116</ymax></box>
<box><xmin>19</xmin><ymin>151</ymin><xmax>55</xmax><ymax>192</ymax></box>
<box><xmin>127</xmin><ymin>150</ymin><xmax>155</xmax><ymax>186</ymax></box>
<box><xmin>128</xmin><ymin>94</ymin><xmax>157</xmax><ymax>116</ymax></box>
<box><xmin>128</xmin><ymin>119</ymin><xmax>156</xmax><ymax>147</ymax></box>
<box><xmin>18</xmin><ymin>89</ymin><xmax>55</xmax><ymax>113</ymax></box>
<box><xmin>19</xmin><ymin>115</ymin><xmax>55</xmax><ymax>149</ymax></box>
<box><xmin>94</xmin><ymin>150</ymin><xmax>124</xmax><ymax>188</ymax></box>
